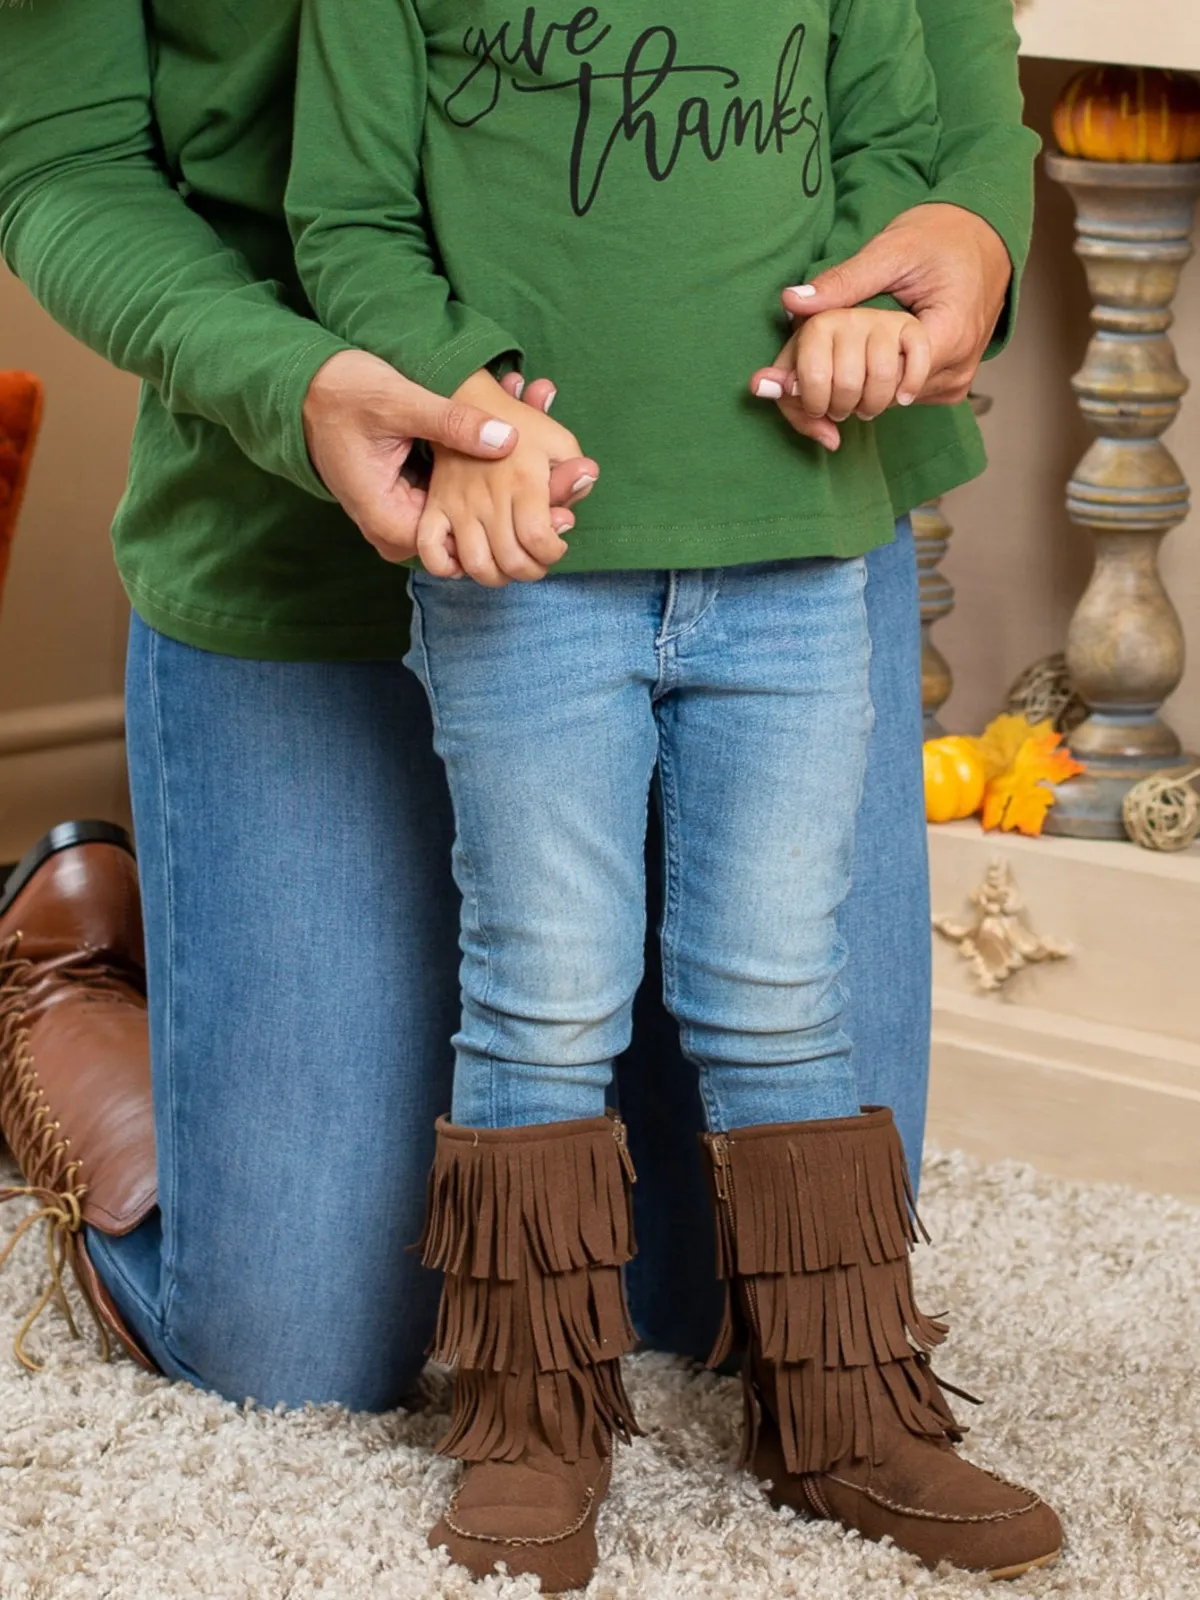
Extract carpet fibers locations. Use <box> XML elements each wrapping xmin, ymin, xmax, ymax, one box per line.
<box><xmin>1</xmin><ymin>1148</ymin><xmax>1197</xmax><ymax>1600</ymax></box>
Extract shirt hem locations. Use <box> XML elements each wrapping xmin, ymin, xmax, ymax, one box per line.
<box><xmin>124</xmin><ymin>581</ymin><xmax>411</xmax><ymax>663</ymax></box>
<box><xmin>552</xmin><ymin>506</ymin><xmax>897</xmax><ymax>573</ymax></box>
<box><xmin>885</xmin><ymin>429</ymin><xmax>988</xmax><ymax>518</ymax></box>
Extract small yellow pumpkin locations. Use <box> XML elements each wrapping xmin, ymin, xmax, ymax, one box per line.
<box><xmin>924</xmin><ymin>737</ymin><xmax>987</xmax><ymax>824</ymax></box>
<box><xmin>1053</xmin><ymin>67</ymin><xmax>1200</xmax><ymax>164</ymax></box>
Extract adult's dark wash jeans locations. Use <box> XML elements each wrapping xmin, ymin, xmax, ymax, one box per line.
<box><xmin>87</xmin><ymin>519</ymin><xmax>930</xmax><ymax>1410</ymax></box>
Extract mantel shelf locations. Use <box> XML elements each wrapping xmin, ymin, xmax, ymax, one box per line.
<box><xmin>1018</xmin><ymin>0</ymin><xmax>1200</xmax><ymax>73</ymax></box>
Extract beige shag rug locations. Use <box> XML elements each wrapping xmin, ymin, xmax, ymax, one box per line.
<box><xmin>1</xmin><ymin>1148</ymin><xmax>1197</xmax><ymax>1600</ymax></box>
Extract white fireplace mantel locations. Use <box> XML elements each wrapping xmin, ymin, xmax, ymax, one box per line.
<box><xmin>1017</xmin><ymin>0</ymin><xmax>1200</xmax><ymax>73</ymax></box>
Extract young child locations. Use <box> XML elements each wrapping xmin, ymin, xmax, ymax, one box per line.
<box><xmin>287</xmin><ymin>3</ymin><xmax>1060</xmax><ymax>1589</ymax></box>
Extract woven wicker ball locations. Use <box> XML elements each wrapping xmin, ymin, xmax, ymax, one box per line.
<box><xmin>1122</xmin><ymin>771</ymin><xmax>1200</xmax><ymax>853</ymax></box>
<box><xmin>1005</xmin><ymin>653</ymin><xmax>1088</xmax><ymax>734</ymax></box>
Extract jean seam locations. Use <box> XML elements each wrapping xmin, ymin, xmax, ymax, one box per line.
<box><xmin>837</xmin><ymin>559</ymin><xmax>877</xmax><ymax>1078</ymax></box>
<box><xmin>408</xmin><ymin>580</ymin><xmax>499</xmax><ymax>1120</ymax></box>
<box><xmin>655</xmin><ymin>698</ymin><xmax>720</xmax><ymax>1131</ymax></box>
<box><xmin>145</xmin><ymin>627</ymin><xmax>178</xmax><ymax>1353</ymax></box>
<box><xmin>853</xmin><ymin>556</ymin><xmax>877</xmax><ymax>813</ymax></box>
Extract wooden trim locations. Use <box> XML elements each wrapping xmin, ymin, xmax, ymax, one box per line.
<box><xmin>931</xmin><ymin>991</ymin><xmax>1200</xmax><ymax>1200</ymax></box>
<box><xmin>1018</xmin><ymin>0</ymin><xmax>1200</xmax><ymax>73</ymax></box>
<box><xmin>0</xmin><ymin>694</ymin><xmax>125</xmax><ymax>758</ymax></box>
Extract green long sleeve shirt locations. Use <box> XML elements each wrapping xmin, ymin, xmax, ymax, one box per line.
<box><xmin>0</xmin><ymin>0</ymin><xmax>1038</xmax><ymax>657</ymax></box>
<box><xmin>289</xmin><ymin>2</ymin><xmax>940</xmax><ymax>570</ymax></box>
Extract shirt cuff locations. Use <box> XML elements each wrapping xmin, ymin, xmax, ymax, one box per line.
<box><xmin>272</xmin><ymin>327</ymin><xmax>359</xmax><ymax>504</ymax></box>
<box><xmin>409</xmin><ymin>323</ymin><xmax>525</xmax><ymax>401</ymax></box>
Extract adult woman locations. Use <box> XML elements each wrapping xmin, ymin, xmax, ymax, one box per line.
<box><xmin>0</xmin><ymin>0</ymin><xmax>1033</xmax><ymax>1423</ymax></box>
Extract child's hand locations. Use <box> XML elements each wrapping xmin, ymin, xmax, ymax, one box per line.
<box><xmin>417</xmin><ymin>371</ymin><xmax>596</xmax><ymax>586</ymax></box>
<box><xmin>751</xmin><ymin>308</ymin><xmax>932</xmax><ymax>453</ymax></box>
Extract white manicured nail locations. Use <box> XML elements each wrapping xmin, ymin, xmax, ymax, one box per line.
<box><xmin>788</xmin><ymin>284</ymin><xmax>818</xmax><ymax>299</ymax></box>
<box><xmin>755</xmin><ymin>379</ymin><xmax>785</xmax><ymax>400</ymax></box>
<box><xmin>897</xmin><ymin>392</ymin><xmax>915</xmax><ymax>407</ymax></box>
<box><xmin>512</xmin><ymin>377</ymin><xmax>526</xmax><ymax>399</ymax></box>
<box><xmin>543</xmin><ymin>387</ymin><xmax>557</xmax><ymax>412</ymax></box>
<box><xmin>481</xmin><ymin>420</ymin><xmax>515</xmax><ymax>449</ymax></box>
<box><xmin>571</xmin><ymin>474</ymin><xmax>596</xmax><ymax>494</ymax></box>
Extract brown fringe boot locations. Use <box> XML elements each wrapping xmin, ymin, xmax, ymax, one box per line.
<box><xmin>419</xmin><ymin>1113</ymin><xmax>642</xmax><ymax>1594</ymax></box>
<box><xmin>703</xmin><ymin>1108</ymin><xmax>1062</xmax><ymax>1578</ymax></box>
<box><xmin>1</xmin><ymin>828</ymin><xmax>156</xmax><ymax>1372</ymax></box>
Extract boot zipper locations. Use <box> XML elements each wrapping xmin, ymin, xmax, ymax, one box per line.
<box><xmin>709</xmin><ymin>1135</ymin><xmax>762</xmax><ymax>1335</ymax></box>
<box><xmin>612</xmin><ymin>1117</ymin><xmax>637</xmax><ymax>1184</ymax></box>
<box><xmin>710</xmin><ymin>1133</ymin><xmax>732</xmax><ymax>1200</ymax></box>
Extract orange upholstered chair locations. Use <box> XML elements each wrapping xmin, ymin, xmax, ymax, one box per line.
<box><xmin>0</xmin><ymin>371</ymin><xmax>45</xmax><ymax>616</ymax></box>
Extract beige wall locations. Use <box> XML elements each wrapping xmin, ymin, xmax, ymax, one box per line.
<box><xmin>940</xmin><ymin>59</ymin><xmax>1200</xmax><ymax>751</ymax></box>
<box><xmin>0</xmin><ymin>270</ymin><xmax>135</xmax><ymax>713</ymax></box>
<box><xmin>0</xmin><ymin>270</ymin><xmax>136</xmax><ymax>857</ymax></box>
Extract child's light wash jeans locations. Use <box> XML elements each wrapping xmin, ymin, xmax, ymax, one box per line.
<box><xmin>407</xmin><ymin>556</ymin><xmax>874</xmax><ymax>1135</ymax></box>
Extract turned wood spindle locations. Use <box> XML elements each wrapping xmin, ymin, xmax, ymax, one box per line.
<box><xmin>1043</xmin><ymin>156</ymin><xmax>1200</xmax><ymax>838</ymax></box>
<box><xmin>914</xmin><ymin>499</ymin><xmax>955</xmax><ymax>738</ymax></box>
<box><xmin>915</xmin><ymin>394</ymin><xmax>991</xmax><ymax>737</ymax></box>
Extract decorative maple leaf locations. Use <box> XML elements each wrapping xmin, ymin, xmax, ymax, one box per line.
<box><xmin>982</xmin><ymin>728</ymin><xmax>1085</xmax><ymax>837</ymax></box>
<box><xmin>973</xmin><ymin>713</ymin><xmax>1055</xmax><ymax>779</ymax></box>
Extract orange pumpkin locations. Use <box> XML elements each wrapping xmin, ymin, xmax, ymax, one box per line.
<box><xmin>924</xmin><ymin>737</ymin><xmax>987</xmax><ymax>825</ymax></box>
<box><xmin>1053</xmin><ymin>67</ymin><xmax>1200</xmax><ymax>164</ymax></box>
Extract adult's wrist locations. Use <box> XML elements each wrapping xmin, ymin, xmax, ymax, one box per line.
<box><xmin>914</xmin><ymin>193</ymin><xmax>1021</xmax><ymax>358</ymax></box>
<box><xmin>291</xmin><ymin>341</ymin><xmax>362</xmax><ymax>502</ymax></box>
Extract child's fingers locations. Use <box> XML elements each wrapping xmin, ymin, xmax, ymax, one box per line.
<box><xmin>452</xmin><ymin>519</ymin><xmax>510</xmax><ymax>588</ymax></box>
<box><xmin>794</xmin><ymin>321</ymin><xmax>835</xmax><ymax>419</ymax></box>
<box><xmin>480</xmin><ymin>500</ymin><xmax>547</xmax><ymax>584</ymax></box>
<box><xmin>898</xmin><ymin>322</ymin><xmax>933</xmax><ymax>407</ymax></box>
<box><xmin>827</xmin><ymin>326</ymin><xmax>868</xmax><ymax>423</ymax></box>
<box><xmin>857</xmin><ymin>325</ymin><xmax>905</xmax><ymax>420</ymax></box>
<box><xmin>417</xmin><ymin>510</ymin><xmax>463</xmax><ymax>580</ymax></box>
<box><xmin>442</xmin><ymin>531</ymin><xmax>464</xmax><ymax>579</ymax></box>
<box><xmin>776</xmin><ymin>399</ymin><xmax>841</xmax><ymax>452</ymax></box>
<box><xmin>513</xmin><ymin>483</ymin><xmax>568</xmax><ymax>571</ymax></box>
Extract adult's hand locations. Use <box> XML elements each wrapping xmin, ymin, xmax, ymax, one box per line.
<box><xmin>303</xmin><ymin>350</ymin><xmax>598</xmax><ymax>564</ymax></box>
<box><xmin>752</xmin><ymin>203</ymin><xmax>1013</xmax><ymax>446</ymax></box>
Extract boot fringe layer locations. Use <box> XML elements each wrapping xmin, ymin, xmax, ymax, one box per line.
<box><xmin>704</xmin><ymin>1110</ymin><xmax>960</xmax><ymax>1476</ymax></box>
<box><xmin>420</xmin><ymin>1116</ymin><xmax>641</xmax><ymax>1465</ymax></box>
<box><xmin>420</xmin><ymin>1113</ymin><xmax>635</xmax><ymax>1279</ymax></box>
<box><xmin>438</xmin><ymin>1357</ymin><xmax>638</xmax><ymax>1464</ymax></box>
<box><xmin>712</xmin><ymin>1112</ymin><xmax>926</xmax><ymax>1279</ymax></box>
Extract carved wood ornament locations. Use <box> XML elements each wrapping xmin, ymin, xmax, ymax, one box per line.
<box><xmin>934</xmin><ymin>862</ymin><xmax>1070</xmax><ymax>993</ymax></box>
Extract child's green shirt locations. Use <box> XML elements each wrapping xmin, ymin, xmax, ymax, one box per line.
<box><xmin>288</xmin><ymin>1</ymin><xmax>943</xmax><ymax>570</ymax></box>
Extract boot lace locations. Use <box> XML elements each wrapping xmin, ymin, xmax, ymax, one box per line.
<box><xmin>0</xmin><ymin>933</ymin><xmax>112</xmax><ymax>1370</ymax></box>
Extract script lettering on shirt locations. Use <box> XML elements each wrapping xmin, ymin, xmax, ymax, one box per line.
<box><xmin>443</xmin><ymin>10</ymin><xmax>825</xmax><ymax>218</ymax></box>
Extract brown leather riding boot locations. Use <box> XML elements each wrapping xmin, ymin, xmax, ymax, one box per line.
<box><xmin>702</xmin><ymin>1109</ymin><xmax>1062</xmax><ymax>1579</ymax></box>
<box><xmin>420</xmin><ymin>1113</ymin><xmax>642</xmax><ymax>1595</ymax></box>
<box><xmin>0</xmin><ymin>823</ymin><xmax>157</xmax><ymax>1370</ymax></box>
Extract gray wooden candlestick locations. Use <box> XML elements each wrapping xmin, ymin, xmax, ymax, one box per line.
<box><xmin>1043</xmin><ymin>155</ymin><xmax>1200</xmax><ymax>838</ymax></box>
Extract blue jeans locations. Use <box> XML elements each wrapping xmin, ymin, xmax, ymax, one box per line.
<box><xmin>623</xmin><ymin>524</ymin><xmax>931</xmax><ymax>1357</ymax></box>
<box><xmin>89</xmin><ymin>521</ymin><xmax>928</xmax><ymax>1408</ymax></box>
<box><xmin>406</xmin><ymin>558</ymin><xmax>873</xmax><ymax>1134</ymax></box>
